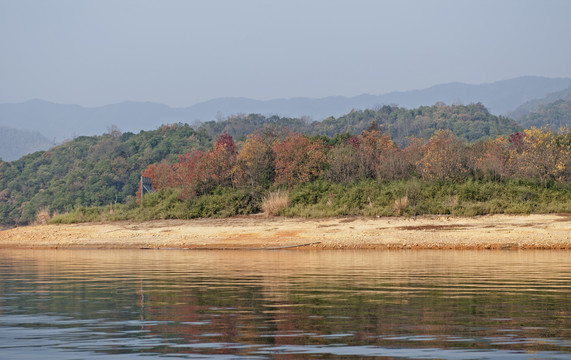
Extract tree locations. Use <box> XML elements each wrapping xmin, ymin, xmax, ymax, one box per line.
<box><xmin>174</xmin><ymin>133</ymin><xmax>237</xmax><ymax>196</ymax></box>
<box><xmin>205</xmin><ymin>132</ymin><xmax>237</xmax><ymax>188</ymax></box>
<box><xmin>476</xmin><ymin>136</ymin><xmax>510</xmax><ymax>181</ymax></box>
<box><xmin>273</xmin><ymin>133</ymin><xmax>328</xmax><ymax>186</ymax></box>
<box><xmin>174</xmin><ymin>150</ymin><xmax>208</xmax><ymax>197</ymax></box>
<box><xmin>326</xmin><ymin>141</ymin><xmax>361</xmax><ymax>183</ymax></box>
<box><xmin>416</xmin><ymin>130</ymin><xmax>468</xmax><ymax>181</ymax></box>
<box><xmin>508</xmin><ymin>127</ymin><xmax>568</xmax><ymax>186</ymax></box>
<box><xmin>233</xmin><ymin>134</ymin><xmax>274</xmax><ymax>189</ymax></box>
<box><xmin>355</xmin><ymin>130</ymin><xmax>400</xmax><ymax>180</ymax></box>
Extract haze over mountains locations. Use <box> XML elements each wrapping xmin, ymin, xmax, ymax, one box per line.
<box><xmin>508</xmin><ymin>85</ymin><xmax>571</xmax><ymax>121</ymax></box>
<box><xmin>1</xmin><ymin>76</ymin><xmax>571</xmax><ymax>161</ymax></box>
<box><xmin>0</xmin><ymin>127</ymin><xmax>54</xmax><ymax>162</ymax></box>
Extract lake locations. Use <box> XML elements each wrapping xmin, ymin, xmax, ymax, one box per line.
<box><xmin>0</xmin><ymin>249</ymin><xmax>569</xmax><ymax>359</ymax></box>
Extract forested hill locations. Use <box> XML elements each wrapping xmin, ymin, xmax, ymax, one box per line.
<box><xmin>508</xmin><ymin>86</ymin><xmax>571</xmax><ymax>121</ymax></box>
<box><xmin>0</xmin><ymin>124</ymin><xmax>211</xmax><ymax>226</ymax></box>
<box><xmin>0</xmin><ymin>103</ymin><xmax>527</xmax><ymax>226</ymax></box>
<box><xmin>199</xmin><ymin>103</ymin><xmax>521</xmax><ymax>144</ymax></box>
<box><xmin>513</xmin><ymin>98</ymin><xmax>571</xmax><ymax>130</ymax></box>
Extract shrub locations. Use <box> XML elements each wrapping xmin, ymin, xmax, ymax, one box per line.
<box><xmin>187</xmin><ymin>187</ymin><xmax>260</xmax><ymax>218</ymax></box>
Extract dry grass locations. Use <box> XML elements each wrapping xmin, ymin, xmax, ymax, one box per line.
<box><xmin>447</xmin><ymin>194</ymin><xmax>459</xmax><ymax>207</ymax></box>
<box><xmin>261</xmin><ymin>190</ymin><xmax>290</xmax><ymax>217</ymax></box>
<box><xmin>34</xmin><ymin>207</ymin><xmax>51</xmax><ymax>225</ymax></box>
<box><xmin>392</xmin><ymin>195</ymin><xmax>409</xmax><ymax>215</ymax></box>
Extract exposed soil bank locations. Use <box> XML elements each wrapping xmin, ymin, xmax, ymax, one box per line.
<box><xmin>0</xmin><ymin>214</ymin><xmax>570</xmax><ymax>250</ymax></box>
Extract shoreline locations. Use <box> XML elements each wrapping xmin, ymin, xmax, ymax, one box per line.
<box><xmin>1</xmin><ymin>214</ymin><xmax>570</xmax><ymax>250</ymax></box>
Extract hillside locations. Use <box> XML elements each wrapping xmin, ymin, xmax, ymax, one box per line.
<box><xmin>0</xmin><ymin>127</ymin><xmax>54</xmax><ymax>161</ymax></box>
<box><xmin>508</xmin><ymin>86</ymin><xmax>571</xmax><ymax>121</ymax></box>
<box><xmin>199</xmin><ymin>103</ymin><xmax>521</xmax><ymax>144</ymax></box>
<box><xmin>0</xmin><ymin>124</ymin><xmax>211</xmax><ymax>226</ymax></box>
<box><xmin>507</xmin><ymin>85</ymin><xmax>571</xmax><ymax>129</ymax></box>
<box><xmin>1</xmin><ymin>76</ymin><xmax>568</xmax><ymax>144</ymax></box>
<box><xmin>514</xmin><ymin>98</ymin><xmax>571</xmax><ymax>129</ymax></box>
<box><xmin>1</xmin><ymin>103</ymin><xmax>567</xmax><ymax>227</ymax></box>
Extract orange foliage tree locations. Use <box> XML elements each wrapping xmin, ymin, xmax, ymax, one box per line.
<box><xmin>416</xmin><ymin>130</ymin><xmax>468</xmax><ymax>181</ymax></box>
<box><xmin>273</xmin><ymin>133</ymin><xmax>328</xmax><ymax>186</ymax></box>
<box><xmin>233</xmin><ymin>133</ymin><xmax>274</xmax><ymax>189</ymax></box>
<box><xmin>356</xmin><ymin>130</ymin><xmax>403</xmax><ymax>180</ymax></box>
<box><xmin>173</xmin><ymin>150</ymin><xmax>209</xmax><ymax>197</ymax></box>
<box><xmin>138</xmin><ymin>133</ymin><xmax>238</xmax><ymax>199</ymax></box>
<box><xmin>137</xmin><ymin>125</ymin><xmax>570</xmax><ymax>202</ymax></box>
<box><xmin>400</xmin><ymin>137</ymin><xmax>425</xmax><ymax>177</ymax></box>
<box><xmin>476</xmin><ymin>136</ymin><xmax>510</xmax><ymax>181</ymax></box>
<box><xmin>177</xmin><ymin>133</ymin><xmax>237</xmax><ymax>195</ymax></box>
<box><xmin>204</xmin><ymin>133</ymin><xmax>237</xmax><ymax>189</ymax></box>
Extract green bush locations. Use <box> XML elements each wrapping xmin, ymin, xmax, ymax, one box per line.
<box><xmin>48</xmin><ymin>178</ymin><xmax>571</xmax><ymax>224</ymax></box>
<box><xmin>187</xmin><ymin>187</ymin><xmax>259</xmax><ymax>218</ymax></box>
<box><xmin>49</xmin><ymin>206</ymin><xmax>104</xmax><ymax>224</ymax></box>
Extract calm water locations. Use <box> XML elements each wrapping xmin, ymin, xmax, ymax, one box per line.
<box><xmin>0</xmin><ymin>249</ymin><xmax>569</xmax><ymax>359</ymax></box>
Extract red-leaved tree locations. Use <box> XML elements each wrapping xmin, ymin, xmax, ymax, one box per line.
<box><xmin>273</xmin><ymin>133</ymin><xmax>328</xmax><ymax>186</ymax></box>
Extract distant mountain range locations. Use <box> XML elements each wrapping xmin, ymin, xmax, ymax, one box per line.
<box><xmin>2</xmin><ymin>76</ymin><xmax>571</xmax><ymax>160</ymax></box>
<box><xmin>0</xmin><ymin>127</ymin><xmax>54</xmax><ymax>161</ymax></box>
<box><xmin>170</xmin><ymin>76</ymin><xmax>571</xmax><ymax>122</ymax></box>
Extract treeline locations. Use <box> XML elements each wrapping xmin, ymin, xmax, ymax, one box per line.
<box><xmin>0</xmin><ymin>103</ymin><xmax>568</xmax><ymax>226</ymax></box>
<box><xmin>198</xmin><ymin>103</ymin><xmax>521</xmax><ymax>145</ymax></box>
<box><xmin>62</xmin><ymin>125</ymin><xmax>567</xmax><ymax>223</ymax></box>
<box><xmin>140</xmin><ymin>127</ymin><xmax>571</xmax><ymax>201</ymax></box>
<box><xmin>508</xmin><ymin>85</ymin><xmax>571</xmax><ymax>123</ymax></box>
<box><xmin>516</xmin><ymin>98</ymin><xmax>571</xmax><ymax>130</ymax></box>
<box><xmin>49</xmin><ymin>126</ymin><xmax>571</xmax><ymax>225</ymax></box>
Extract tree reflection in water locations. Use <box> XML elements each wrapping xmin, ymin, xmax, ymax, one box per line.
<box><xmin>0</xmin><ymin>249</ymin><xmax>569</xmax><ymax>359</ymax></box>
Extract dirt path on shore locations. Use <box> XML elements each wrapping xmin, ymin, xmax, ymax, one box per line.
<box><xmin>0</xmin><ymin>214</ymin><xmax>570</xmax><ymax>250</ymax></box>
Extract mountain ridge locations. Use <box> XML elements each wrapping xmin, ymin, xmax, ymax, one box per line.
<box><xmin>508</xmin><ymin>86</ymin><xmax>571</xmax><ymax>121</ymax></box>
<box><xmin>1</xmin><ymin>76</ymin><xmax>571</xmax><ymax>149</ymax></box>
<box><xmin>0</xmin><ymin>126</ymin><xmax>54</xmax><ymax>161</ymax></box>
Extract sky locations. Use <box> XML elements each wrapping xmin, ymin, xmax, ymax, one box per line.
<box><xmin>1</xmin><ymin>0</ymin><xmax>570</xmax><ymax>107</ymax></box>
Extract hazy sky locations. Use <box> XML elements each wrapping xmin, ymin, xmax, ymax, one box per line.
<box><xmin>1</xmin><ymin>0</ymin><xmax>570</xmax><ymax>107</ymax></box>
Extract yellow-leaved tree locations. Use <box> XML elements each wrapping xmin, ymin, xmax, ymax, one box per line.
<box><xmin>416</xmin><ymin>130</ymin><xmax>468</xmax><ymax>181</ymax></box>
<box><xmin>233</xmin><ymin>134</ymin><xmax>274</xmax><ymax>189</ymax></box>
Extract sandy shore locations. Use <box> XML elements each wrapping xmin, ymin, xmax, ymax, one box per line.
<box><xmin>1</xmin><ymin>214</ymin><xmax>570</xmax><ymax>250</ymax></box>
